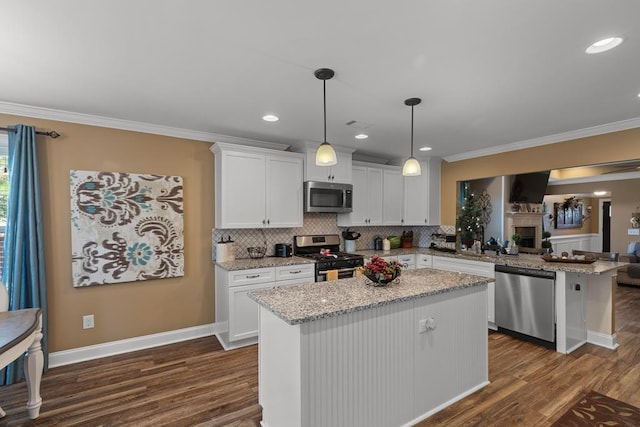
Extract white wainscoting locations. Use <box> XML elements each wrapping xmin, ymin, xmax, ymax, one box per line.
<box><xmin>550</xmin><ymin>233</ymin><xmax>599</xmax><ymax>255</ymax></box>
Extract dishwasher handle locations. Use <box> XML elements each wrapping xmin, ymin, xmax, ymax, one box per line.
<box><xmin>495</xmin><ymin>264</ymin><xmax>556</xmax><ymax>280</ymax></box>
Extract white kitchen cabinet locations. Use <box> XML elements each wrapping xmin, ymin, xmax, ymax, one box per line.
<box><xmin>403</xmin><ymin>158</ymin><xmax>441</xmax><ymax>225</ymax></box>
<box><xmin>216</xmin><ymin>266</ymin><xmax>276</xmax><ymax>349</ymax></box>
<box><xmin>228</xmin><ymin>282</ymin><xmax>272</xmax><ymax>342</ymax></box>
<box><xmin>275</xmin><ymin>263</ymin><xmax>315</xmax><ymax>285</ymax></box>
<box><xmin>216</xmin><ymin>263</ymin><xmax>314</xmax><ymax>349</ymax></box>
<box><xmin>487</xmin><ymin>282</ymin><xmax>495</xmax><ymax>328</ymax></box>
<box><xmin>396</xmin><ymin>254</ymin><xmax>416</xmax><ymax>270</ymax></box>
<box><xmin>383</xmin><ymin>168</ymin><xmax>404</xmax><ymax>225</ymax></box>
<box><xmin>211</xmin><ymin>142</ymin><xmax>303</xmax><ymax>229</ymax></box>
<box><xmin>416</xmin><ymin>254</ymin><xmax>433</xmax><ymax>268</ymax></box>
<box><xmin>337</xmin><ymin>165</ymin><xmax>383</xmax><ymax>226</ymax></box>
<box><xmin>432</xmin><ymin>256</ymin><xmax>495</xmax><ymax>329</ymax></box>
<box><xmin>302</xmin><ymin>142</ymin><xmax>354</xmax><ymax>184</ymax></box>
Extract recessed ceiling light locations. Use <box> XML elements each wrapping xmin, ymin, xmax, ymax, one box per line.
<box><xmin>585</xmin><ymin>37</ymin><xmax>624</xmax><ymax>54</ymax></box>
<box><xmin>593</xmin><ymin>191</ymin><xmax>607</xmax><ymax>196</ymax></box>
<box><xmin>262</xmin><ymin>114</ymin><xmax>279</xmax><ymax>122</ymax></box>
<box><xmin>355</xmin><ymin>134</ymin><xmax>368</xmax><ymax>140</ymax></box>
<box><xmin>419</xmin><ymin>146</ymin><xmax>432</xmax><ymax>151</ymax></box>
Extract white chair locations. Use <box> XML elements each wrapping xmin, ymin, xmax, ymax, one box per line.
<box><xmin>0</xmin><ymin>284</ymin><xmax>44</xmax><ymax>419</ymax></box>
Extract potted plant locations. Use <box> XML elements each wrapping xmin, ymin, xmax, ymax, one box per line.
<box><xmin>512</xmin><ymin>233</ymin><xmax>522</xmax><ymax>247</ymax></box>
<box><xmin>541</xmin><ymin>231</ymin><xmax>553</xmax><ymax>253</ymax></box>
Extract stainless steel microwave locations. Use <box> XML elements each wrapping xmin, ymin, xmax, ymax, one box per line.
<box><xmin>304</xmin><ymin>181</ymin><xmax>353</xmax><ymax>213</ymax></box>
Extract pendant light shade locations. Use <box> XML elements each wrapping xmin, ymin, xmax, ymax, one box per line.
<box><xmin>402</xmin><ymin>97</ymin><xmax>422</xmax><ymax>176</ymax></box>
<box><xmin>314</xmin><ymin>68</ymin><xmax>338</xmax><ymax>166</ymax></box>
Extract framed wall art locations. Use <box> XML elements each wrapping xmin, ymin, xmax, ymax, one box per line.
<box><xmin>70</xmin><ymin>170</ymin><xmax>184</xmax><ymax>287</ymax></box>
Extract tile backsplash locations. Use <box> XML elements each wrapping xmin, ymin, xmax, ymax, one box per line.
<box><xmin>212</xmin><ymin>213</ymin><xmax>455</xmax><ymax>260</ymax></box>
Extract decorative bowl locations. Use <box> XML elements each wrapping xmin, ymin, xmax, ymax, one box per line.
<box><xmin>362</xmin><ymin>255</ymin><xmax>402</xmax><ymax>286</ymax></box>
<box><xmin>364</xmin><ymin>271</ymin><xmax>401</xmax><ymax>286</ymax></box>
<box><xmin>247</xmin><ymin>246</ymin><xmax>266</xmax><ymax>259</ymax></box>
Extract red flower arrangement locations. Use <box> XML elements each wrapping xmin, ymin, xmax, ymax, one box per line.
<box><xmin>363</xmin><ymin>255</ymin><xmax>402</xmax><ymax>285</ymax></box>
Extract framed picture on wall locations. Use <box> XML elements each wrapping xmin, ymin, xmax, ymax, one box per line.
<box><xmin>554</xmin><ymin>202</ymin><xmax>583</xmax><ymax>229</ymax></box>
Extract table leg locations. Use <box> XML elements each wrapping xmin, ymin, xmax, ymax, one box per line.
<box><xmin>23</xmin><ymin>313</ymin><xmax>43</xmax><ymax>419</ymax></box>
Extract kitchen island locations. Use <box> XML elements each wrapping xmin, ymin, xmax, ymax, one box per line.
<box><xmin>249</xmin><ymin>268</ymin><xmax>491</xmax><ymax>427</ymax></box>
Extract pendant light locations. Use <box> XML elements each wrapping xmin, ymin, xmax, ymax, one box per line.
<box><xmin>402</xmin><ymin>97</ymin><xmax>422</xmax><ymax>176</ymax></box>
<box><xmin>314</xmin><ymin>68</ymin><xmax>338</xmax><ymax>166</ymax></box>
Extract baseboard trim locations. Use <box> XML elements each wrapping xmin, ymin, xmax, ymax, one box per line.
<box><xmin>587</xmin><ymin>330</ymin><xmax>618</xmax><ymax>350</ymax></box>
<box><xmin>402</xmin><ymin>380</ymin><xmax>490</xmax><ymax>427</ymax></box>
<box><xmin>49</xmin><ymin>322</ymin><xmax>224</xmax><ymax>368</ymax></box>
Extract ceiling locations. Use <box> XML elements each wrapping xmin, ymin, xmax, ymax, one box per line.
<box><xmin>1</xmin><ymin>1</ymin><xmax>640</xmax><ymax>163</ymax></box>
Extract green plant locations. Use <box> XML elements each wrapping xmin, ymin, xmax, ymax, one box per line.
<box><xmin>562</xmin><ymin>196</ymin><xmax>581</xmax><ymax>210</ymax></box>
<box><xmin>457</xmin><ymin>191</ymin><xmax>483</xmax><ymax>242</ymax></box>
<box><xmin>541</xmin><ymin>231</ymin><xmax>552</xmax><ymax>249</ymax></box>
<box><xmin>512</xmin><ymin>233</ymin><xmax>522</xmax><ymax>246</ymax></box>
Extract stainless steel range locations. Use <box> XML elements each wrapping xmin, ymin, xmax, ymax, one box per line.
<box><xmin>294</xmin><ymin>234</ymin><xmax>364</xmax><ymax>282</ymax></box>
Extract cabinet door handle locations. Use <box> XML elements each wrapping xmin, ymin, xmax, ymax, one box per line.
<box><xmin>262</xmin><ymin>219</ymin><xmax>266</xmax><ymax>225</ymax></box>
<box><xmin>401</xmin><ymin>219</ymin><xmax>404</xmax><ymax>223</ymax></box>
<box><xmin>289</xmin><ymin>270</ymin><xmax>302</xmax><ymax>274</ymax></box>
<box><xmin>267</xmin><ymin>219</ymin><xmax>270</xmax><ymax>225</ymax></box>
<box><xmin>246</xmin><ymin>274</ymin><xmax>260</xmax><ymax>279</ymax></box>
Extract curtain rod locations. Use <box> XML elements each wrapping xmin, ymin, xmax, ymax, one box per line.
<box><xmin>0</xmin><ymin>127</ymin><xmax>60</xmax><ymax>139</ymax></box>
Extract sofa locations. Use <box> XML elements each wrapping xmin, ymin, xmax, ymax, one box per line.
<box><xmin>617</xmin><ymin>242</ymin><xmax>640</xmax><ymax>287</ymax></box>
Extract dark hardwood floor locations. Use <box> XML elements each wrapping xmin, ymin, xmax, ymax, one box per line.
<box><xmin>2</xmin><ymin>285</ymin><xmax>639</xmax><ymax>426</ymax></box>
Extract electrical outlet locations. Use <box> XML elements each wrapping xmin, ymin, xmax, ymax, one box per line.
<box><xmin>418</xmin><ymin>319</ymin><xmax>428</xmax><ymax>333</ymax></box>
<box><xmin>83</xmin><ymin>314</ymin><xmax>94</xmax><ymax>329</ymax></box>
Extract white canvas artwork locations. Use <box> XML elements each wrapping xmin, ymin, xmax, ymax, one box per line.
<box><xmin>70</xmin><ymin>170</ymin><xmax>184</xmax><ymax>287</ymax></box>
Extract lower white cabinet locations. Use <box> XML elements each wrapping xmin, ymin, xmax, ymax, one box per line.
<box><xmin>487</xmin><ymin>282</ymin><xmax>495</xmax><ymax>328</ymax></box>
<box><xmin>228</xmin><ymin>282</ymin><xmax>272</xmax><ymax>342</ymax></box>
<box><xmin>216</xmin><ymin>264</ymin><xmax>314</xmax><ymax>349</ymax></box>
<box><xmin>432</xmin><ymin>256</ymin><xmax>496</xmax><ymax>329</ymax></box>
<box><xmin>396</xmin><ymin>254</ymin><xmax>416</xmax><ymax>270</ymax></box>
<box><xmin>416</xmin><ymin>254</ymin><xmax>433</xmax><ymax>268</ymax></box>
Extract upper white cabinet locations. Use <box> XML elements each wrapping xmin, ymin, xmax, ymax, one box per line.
<box><xmin>337</xmin><ymin>165</ymin><xmax>383</xmax><ymax>226</ymax></box>
<box><xmin>383</xmin><ymin>168</ymin><xmax>404</xmax><ymax>225</ymax></box>
<box><xmin>301</xmin><ymin>142</ymin><xmax>354</xmax><ymax>184</ymax></box>
<box><xmin>211</xmin><ymin>142</ymin><xmax>304</xmax><ymax>229</ymax></box>
<box><xmin>338</xmin><ymin>158</ymin><xmax>440</xmax><ymax>227</ymax></box>
<box><xmin>403</xmin><ymin>158</ymin><xmax>441</xmax><ymax>226</ymax></box>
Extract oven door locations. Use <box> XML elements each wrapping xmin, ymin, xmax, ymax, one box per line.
<box><xmin>316</xmin><ymin>266</ymin><xmax>358</xmax><ymax>282</ymax></box>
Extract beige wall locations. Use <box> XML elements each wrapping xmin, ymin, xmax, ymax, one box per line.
<box><xmin>1</xmin><ymin>113</ymin><xmax>215</xmax><ymax>352</ymax></box>
<box><xmin>441</xmin><ymin>128</ymin><xmax>640</xmax><ymax>255</ymax></box>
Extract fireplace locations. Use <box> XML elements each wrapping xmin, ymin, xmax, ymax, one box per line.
<box><xmin>515</xmin><ymin>226</ymin><xmax>536</xmax><ymax>248</ymax></box>
<box><xmin>505</xmin><ymin>212</ymin><xmax>544</xmax><ymax>248</ymax></box>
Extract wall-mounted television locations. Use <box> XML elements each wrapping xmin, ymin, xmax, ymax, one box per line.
<box><xmin>508</xmin><ymin>171</ymin><xmax>550</xmax><ymax>203</ymax></box>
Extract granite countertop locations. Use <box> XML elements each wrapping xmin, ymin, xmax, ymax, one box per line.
<box><xmin>248</xmin><ymin>268</ymin><xmax>491</xmax><ymax>325</ymax></box>
<box><xmin>429</xmin><ymin>251</ymin><xmax>625</xmax><ymax>274</ymax></box>
<box><xmin>216</xmin><ymin>256</ymin><xmax>314</xmax><ymax>271</ymax></box>
<box><xmin>359</xmin><ymin>248</ymin><xmax>624</xmax><ymax>275</ymax></box>
<box><xmin>216</xmin><ymin>248</ymin><xmax>624</xmax><ymax>274</ymax></box>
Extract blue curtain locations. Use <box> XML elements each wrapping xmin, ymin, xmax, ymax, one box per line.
<box><xmin>2</xmin><ymin>124</ymin><xmax>48</xmax><ymax>385</ymax></box>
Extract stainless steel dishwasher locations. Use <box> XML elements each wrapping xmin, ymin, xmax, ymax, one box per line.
<box><xmin>495</xmin><ymin>265</ymin><xmax>556</xmax><ymax>348</ymax></box>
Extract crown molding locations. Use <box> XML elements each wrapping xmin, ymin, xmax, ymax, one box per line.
<box><xmin>443</xmin><ymin>117</ymin><xmax>640</xmax><ymax>163</ymax></box>
<box><xmin>0</xmin><ymin>101</ymin><xmax>290</xmax><ymax>151</ymax></box>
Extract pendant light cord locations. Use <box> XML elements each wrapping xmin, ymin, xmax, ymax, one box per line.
<box><xmin>410</xmin><ymin>104</ymin><xmax>414</xmax><ymax>157</ymax></box>
<box><xmin>323</xmin><ymin>79</ymin><xmax>327</xmax><ymax>143</ymax></box>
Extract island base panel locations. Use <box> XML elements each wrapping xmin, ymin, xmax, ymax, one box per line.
<box><xmin>258</xmin><ymin>285</ymin><xmax>488</xmax><ymax>427</ymax></box>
